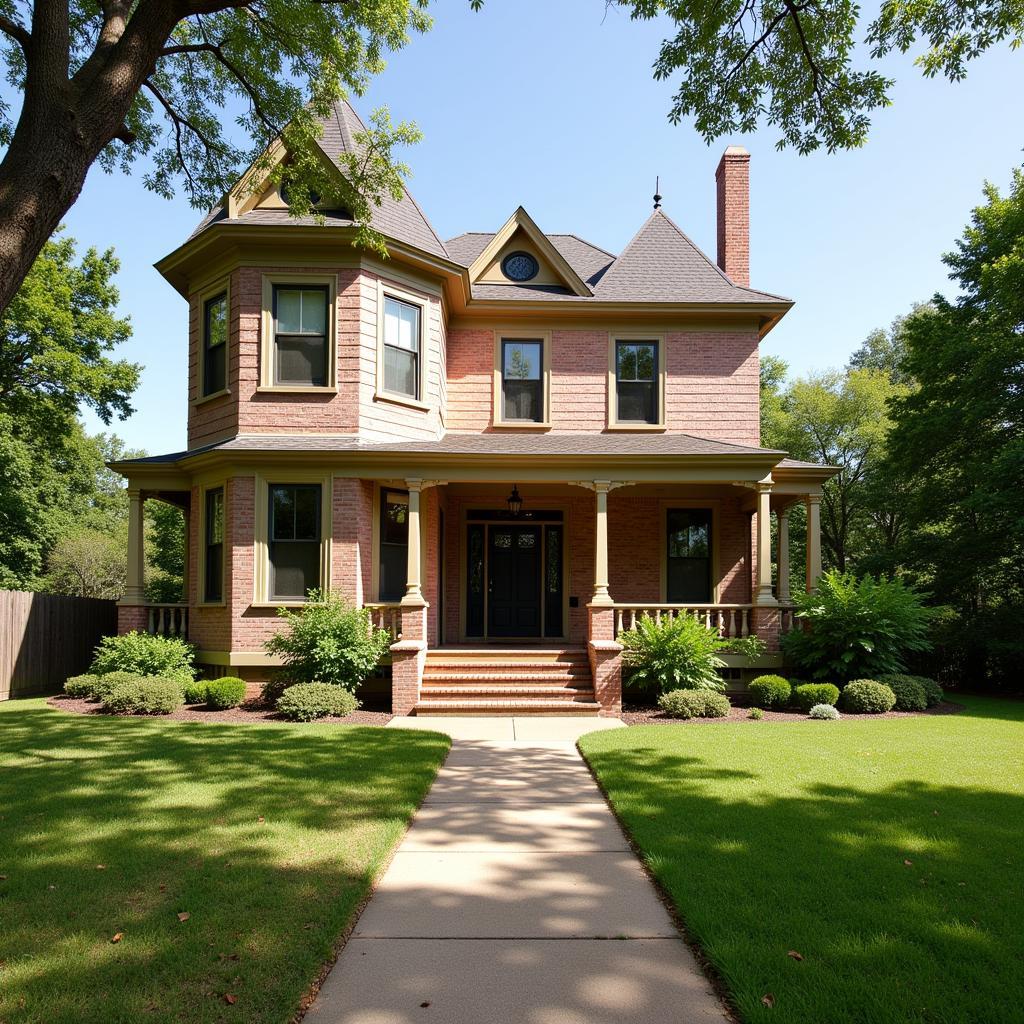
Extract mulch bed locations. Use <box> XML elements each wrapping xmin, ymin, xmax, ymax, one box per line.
<box><xmin>47</xmin><ymin>694</ymin><xmax>393</xmax><ymax>726</ymax></box>
<box><xmin>621</xmin><ymin>700</ymin><xmax>965</xmax><ymax>726</ymax></box>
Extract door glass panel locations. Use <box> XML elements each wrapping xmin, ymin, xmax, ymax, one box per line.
<box><xmin>493</xmin><ymin>532</ymin><xmax>512</xmax><ymax>548</ymax></box>
<box><xmin>379</xmin><ymin>490</ymin><xmax>409</xmax><ymax>602</ymax></box>
<box><xmin>666</xmin><ymin>508</ymin><xmax>712</xmax><ymax>602</ymax></box>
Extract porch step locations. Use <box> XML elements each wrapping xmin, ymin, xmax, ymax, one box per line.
<box><xmin>421</xmin><ymin>686</ymin><xmax>597</xmax><ymax>700</ymax></box>
<box><xmin>414</xmin><ymin>699</ymin><xmax>603</xmax><ymax>716</ymax></box>
<box><xmin>422</xmin><ymin>676</ymin><xmax>592</xmax><ymax>688</ymax></box>
<box><xmin>422</xmin><ymin>669</ymin><xmax>591</xmax><ymax>682</ymax></box>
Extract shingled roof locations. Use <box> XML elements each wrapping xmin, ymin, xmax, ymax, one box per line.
<box><xmin>189</xmin><ymin>99</ymin><xmax>449</xmax><ymax>259</ymax></box>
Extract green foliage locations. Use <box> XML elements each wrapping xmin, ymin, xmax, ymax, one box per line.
<box><xmin>181</xmin><ymin>679</ymin><xmax>209</xmax><ymax>705</ymax></box>
<box><xmin>748</xmin><ymin>674</ymin><xmax>792</xmax><ymax>709</ymax></box>
<box><xmin>101</xmin><ymin>676</ymin><xmax>184</xmax><ymax>715</ymax></box>
<box><xmin>204</xmin><ymin>677</ymin><xmax>247</xmax><ymax>710</ymax></box>
<box><xmin>91</xmin><ymin>671</ymin><xmax>142</xmax><ymax>702</ymax></box>
<box><xmin>89</xmin><ymin>631</ymin><xmax>196</xmax><ymax>680</ymax></box>
<box><xmin>46</xmin><ymin>527</ymin><xmax>126</xmax><ymax>598</ymax></box>
<box><xmin>276</xmin><ymin>683</ymin><xmax>359</xmax><ymax>722</ymax></box>
<box><xmin>809</xmin><ymin>703</ymin><xmax>841</xmax><ymax>720</ymax></box>
<box><xmin>748</xmin><ymin>707</ymin><xmax>764</xmax><ymax>720</ymax></box>
<box><xmin>877</xmin><ymin>674</ymin><xmax>929</xmax><ymax>711</ymax></box>
<box><xmin>620</xmin><ymin>613</ymin><xmax>733</xmax><ymax>694</ymax></box>
<box><xmin>260</xmin><ymin>677</ymin><xmax>290</xmax><ymax>707</ymax></box>
<box><xmin>265</xmin><ymin>590</ymin><xmax>390</xmax><ymax>692</ymax></box>
<box><xmin>658</xmin><ymin>689</ymin><xmax>731</xmax><ymax>719</ymax></box>
<box><xmin>621</xmin><ymin>0</ymin><xmax>1022</xmax><ymax>153</ymax></box>
<box><xmin>63</xmin><ymin>674</ymin><xmax>100</xmax><ymax>699</ymax></box>
<box><xmin>793</xmin><ymin>682</ymin><xmax>841</xmax><ymax>712</ymax></box>
<box><xmin>145</xmin><ymin>502</ymin><xmax>186</xmax><ymax>603</ymax></box>
<box><xmin>841</xmin><ymin>679</ymin><xmax>897</xmax><ymax>714</ymax></box>
<box><xmin>914</xmin><ymin>675</ymin><xmax>945</xmax><ymax>708</ymax></box>
<box><xmin>782</xmin><ymin>570</ymin><xmax>933</xmax><ymax>682</ymax></box>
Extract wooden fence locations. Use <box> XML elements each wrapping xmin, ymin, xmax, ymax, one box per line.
<box><xmin>0</xmin><ymin>591</ymin><xmax>117</xmax><ymax>700</ymax></box>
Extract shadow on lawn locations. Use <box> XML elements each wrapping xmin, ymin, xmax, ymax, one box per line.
<box><xmin>0</xmin><ymin>706</ymin><xmax>449</xmax><ymax>1024</ymax></box>
<box><xmin>583</xmin><ymin>735</ymin><xmax>1024</xmax><ymax>1024</ymax></box>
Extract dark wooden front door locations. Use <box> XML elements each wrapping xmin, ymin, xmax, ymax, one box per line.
<box><xmin>487</xmin><ymin>525</ymin><xmax>542</xmax><ymax>637</ymax></box>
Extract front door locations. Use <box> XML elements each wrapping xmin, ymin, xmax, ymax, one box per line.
<box><xmin>487</xmin><ymin>525</ymin><xmax>542</xmax><ymax>637</ymax></box>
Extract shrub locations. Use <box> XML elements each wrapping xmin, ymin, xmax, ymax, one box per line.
<box><xmin>748</xmin><ymin>707</ymin><xmax>764</xmax><ymax>720</ymax></box>
<box><xmin>102</xmin><ymin>676</ymin><xmax>184</xmax><ymax>715</ymax></box>
<box><xmin>809</xmin><ymin>703</ymin><xmax>841</xmax><ymax>720</ymax></box>
<box><xmin>90</xmin><ymin>631</ymin><xmax>196</xmax><ymax>680</ymax></box>
<box><xmin>780</xmin><ymin>571</ymin><xmax>933</xmax><ymax>683</ymax></box>
<box><xmin>841</xmin><ymin>679</ymin><xmax>896</xmax><ymax>714</ymax></box>
<box><xmin>181</xmin><ymin>679</ymin><xmax>209</xmax><ymax>704</ymax></box>
<box><xmin>259</xmin><ymin>677</ymin><xmax>289</xmax><ymax>706</ymax></box>
<box><xmin>91</xmin><ymin>671</ymin><xmax>142</xmax><ymax>702</ymax></box>
<box><xmin>793</xmin><ymin>682</ymin><xmax>841</xmax><ymax>712</ymax></box>
<box><xmin>64</xmin><ymin>674</ymin><xmax>99</xmax><ymax>699</ymax></box>
<box><xmin>276</xmin><ymin>683</ymin><xmax>359</xmax><ymax>722</ymax></box>
<box><xmin>205</xmin><ymin>677</ymin><xmax>247</xmax><ymax>710</ymax></box>
<box><xmin>265</xmin><ymin>590</ymin><xmax>390</xmax><ymax>693</ymax></box>
<box><xmin>620</xmin><ymin>613</ymin><xmax>731</xmax><ymax>694</ymax></box>
<box><xmin>879</xmin><ymin>673</ymin><xmax>942</xmax><ymax>709</ymax></box>
<box><xmin>748</xmin><ymin>674</ymin><xmax>792</xmax><ymax>709</ymax></box>
<box><xmin>658</xmin><ymin>689</ymin><xmax>731</xmax><ymax>719</ymax></box>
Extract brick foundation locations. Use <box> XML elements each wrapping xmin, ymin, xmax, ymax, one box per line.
<box><xmin>117</xmin><ymin>605</ymin><xmax>148</xmax><ymax>635</ymax></box>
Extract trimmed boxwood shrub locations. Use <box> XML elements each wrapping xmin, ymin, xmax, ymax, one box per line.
<box><xmin>276</xmin><ymin>683</ymin><xmax>359</xmax><ymax>722</ymax></box>
<box><xmin>841</xmin><ymin>679</ymin><xmax>896</xmax><ymax>714</ymax></box>
<box><xmin>793</xmin><ymin>682</ymin><xmax>841</xmax><ymax>712</ymax></box>
<box><xmin>916</xmin><ymin>676</ymin><xmax>944</xmax><ymax>708</ymax></box>
<box><xmin>91</xmin><ymin>671</ymin><xmax>142</xmax><ymax>702</ymax></box>
<box><xmin>102</xmin><ymin>676</ymin><xmax>184</xmax><ymax>715</ymax></box>
<box><xmin>64</xmin><ymin>674</ymin><xmax>100</xmax><ymax>699</ymax></box>
<box><xmin>90</xmin><ymin>631</ymin><xmax>196</xmax><ymax>680</ymax></box>
<box><xmin>748</xmin><ymin>674</ymin><xmax>792</xmax><ymax>709</ymax></box>
<box><xmin>205</xmin><ymin>677</ymin><xmax>247</xmax><ymax>710</ymax></box>
<box><xmin>181</xmin><ymin>680</ymin><xmax>209</xmax><ymax>704</ymax></box>
<box><xmin>658</xmin><ymin>689</ymin><xmax>731</xmax><ymax>719</ymax></box>
<box><xmin>879</xmin><ymin>673</ymin><xmax>942</xmax><ymax>709</ymax></box>
<box><xmin>809</xmin><ymin>703</ymin><xmax>841</xmax><ymax>720</ymax></box>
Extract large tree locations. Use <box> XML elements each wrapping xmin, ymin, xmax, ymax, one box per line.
<box><xmin>624</xmin><ymin>0</ymin><xmax>1024</xmax><ymax>153</ymax></box>
<box><xmin>0</xmin><ymin>0</ymin><xmax>434</xmax><ymax>313</ymax></box>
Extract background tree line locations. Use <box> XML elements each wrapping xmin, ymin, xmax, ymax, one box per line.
<box><xmin>764</xmin><ymin>169</ymin><xmax>1024</xmax><ymax>690</ymax></box>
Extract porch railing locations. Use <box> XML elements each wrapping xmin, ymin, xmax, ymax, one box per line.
<box><xmin>779</xmin><ymin>603</ymin><xmax>799</xmax><ymax>633</ymax></box>
<box><xmin>146</xmin><ymin>603</ymin><xmax>188</xmax><ymax>638</ymax></box>
<box><xmin>364</xmin><ymin>602</ymin><xmax>402</xmax><ymax>640</ymax></box>
<box><xmin>612</xmin><ymin>603</ymin><xmax>754</xmax><ymax>639</ymax></box>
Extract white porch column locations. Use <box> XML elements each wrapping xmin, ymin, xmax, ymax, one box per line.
<box><xmin>754</xmin><ymin>481</ymin><xmax>777</xmax><ymax>606</ymax></box>
<box><xmin>806</xmin><ymin>494</ymin><xmax>823</xmax><ymax>592</ymax></box>
<box><xmin>592</xmin><ymin>480</ymin><xmax>613</xmax><ymax>606</ymax></box>
<box><xmin>401</xmin><ymin>479</ymin><xmax>425</xmax><ymax>606</ymax></box>
<box><xmin>777</xmin><ymin>507</ymin><xmax>791</xmax><ymax>604</ymax></box>
<box><xmin>124</xmin><ymin>488</ymin><xmax>146</xmax><ymax>604</ymax></box>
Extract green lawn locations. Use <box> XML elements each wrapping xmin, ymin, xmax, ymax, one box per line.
<box><xmin>0</xmin><ymin>699</ymin><xmax>449</xmax><ymax>1024</ymax></box>
<box><xmin>580</xmin><ymin>696</ymin><xmax>1024</xmax><ymax>1024</ymax></box>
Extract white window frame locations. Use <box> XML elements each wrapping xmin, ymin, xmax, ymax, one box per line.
<box><xmin>375</xmin><ymin>280</ymin><xmax>430</xmax><ymax>412</ymax></box>
<box><xmin>258</xmin><ymin>273</ymin><xmax>338</xmax><ymax>393</ymax></box>
<box><xmin>607</xmin><ymin>333</ymin><xmax>667</xmax><ymax>430</ymax></box>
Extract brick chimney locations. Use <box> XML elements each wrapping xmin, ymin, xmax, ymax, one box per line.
<box><xmin>715</xmin><ymin>146</ymin><xmax>750</xmax><ymax>287</ymax></box>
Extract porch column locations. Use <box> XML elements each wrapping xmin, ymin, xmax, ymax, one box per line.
<box><xmin>124</xmin><ymin>489</ymin><xmax>146</xmax><ymax>604</ymax></box>
<box><xmin>592</xmin><ymin>480</ymin><xmax>613</xmax><ymax>606</ymax></box>
<box><xmin>777</xmin><ymin>507</ymin><xmax>791</xmax><ymax>604</ymax></box>
<box><xmin>754</xmin><ymin>481</ymin><xmax>777</xmax><ymax>606</ymax></box>
<box><xmin>401</xmin><ymin>479</ymin><xmax>425</xmax><ymax>607</ymax></box>
<box><xmin>806</xmin><ymin>493</ymin><xmax>823</xmax><ymax>592</ymax></box>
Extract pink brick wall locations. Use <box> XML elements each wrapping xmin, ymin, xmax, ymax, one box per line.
<box><xmin>716</xmin><ymin>148</ymin><xmax>750</xmax><ymax>287</ymax></box>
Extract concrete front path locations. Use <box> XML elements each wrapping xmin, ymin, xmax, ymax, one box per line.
<box><xmin>306</xmin><ymin>719</ymin><xmax>728</xmax><ymax>1024</ymax></box>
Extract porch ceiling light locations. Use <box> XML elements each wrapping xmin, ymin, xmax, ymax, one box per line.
<box><xmin>506</xmin><ymin>485</ymin><xmax>523</xmax><ymax>517</ymax></box>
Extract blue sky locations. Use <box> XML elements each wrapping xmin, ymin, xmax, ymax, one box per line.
<box><xmin>65</xmin><ymin>0</ymin><xmax>1024</xmax><ymax>455</ymax></box>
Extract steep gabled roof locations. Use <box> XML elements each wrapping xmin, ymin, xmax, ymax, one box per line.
<box><xmin>188</xmin><ymin>99</ymin><xmax>448</xmax><ymax>259</ymax></box>
<box><xmin>447</xmin><ymin>231</ymin><xmax>615</xmax><ymax>287</ymax></box>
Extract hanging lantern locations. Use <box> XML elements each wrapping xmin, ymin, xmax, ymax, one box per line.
<box><xmin>506</xmin><ymin>485</ymin><xmax>523</xmax><ymax>517</ymax></box>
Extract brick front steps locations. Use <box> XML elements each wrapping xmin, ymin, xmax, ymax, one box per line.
<box><xmin>416</xmin><ymin>647</ymin><xmax>601</xmax><ymax>716</ymax></box>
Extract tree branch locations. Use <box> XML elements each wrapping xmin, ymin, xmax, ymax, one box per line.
<box><xmin>0</xmin><ymin>13</ymin><xmax>30</xmax><ymax>51</ymax></box>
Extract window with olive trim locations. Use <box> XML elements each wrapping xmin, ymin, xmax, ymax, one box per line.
<box><xmin>501</xmin><ymin>338</ymin><xmax>544</xmax><ymax>422</ymax></box>
<box><xmin>615</xmin><ymin>340</ymin><xmax>658</xmax><ymax>423</ymax></box>
<box><xmin>272</xmin><ymin>285</ymin><xmax>328</xmax><ymax>386</ymax></box>
<box><xmin>666</xmin><ymin>508</ymin><xmax>713</xmax><ymax>603</ymax></box>
<box><xmin>268</xmin><ymin>484</ymin><xmax>322</xmax><ymax>600</ymax></box>
<box><xmin>382</xmin><ymin>296</ymin><xmax>421</xmax><ymax>399</ymax></box>
<box><xmin>203</xmin><ymin>487</ymin><xmax>224</xmax><ymax>603</ymax></box>
<box><xmin>202</xmin><ymin>292</ymin><xmax>227</xmax><ymax>396</ymax></box>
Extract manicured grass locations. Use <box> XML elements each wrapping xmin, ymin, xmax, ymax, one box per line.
<box><xmin>0</xmin><ymin>699</ymin><xmax>449</xmax><ymax>1024</ymax></box>
<box><xmin>580</xmin><ymin>697</ymin><xmax>1024</xmax><ymax>1024</ymax></box>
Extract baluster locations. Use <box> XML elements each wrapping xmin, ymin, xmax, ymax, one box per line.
<box><xmin>726</xmin><ymin>609</ymin><xmax>735</xmax><ymax>637</ymax></box>
<box><xmin>740</xmin><ymin>609</ymin><xmax>749</xmax><ymax>637</ymax></box>
<box><xmin>655</xmin><ymin>608</ymin><xmax>662</xmax><ymax>626</ymax></box>
<box><xmin>628</xmin><ymin>608</ymin><xmax>636</xmax><ymax>630</ymax></box>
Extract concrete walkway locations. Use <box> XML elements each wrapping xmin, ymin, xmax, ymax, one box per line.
<box><xmin>306</xmin><ymin>718</ymin><xmax>728</xmax><ymax>1024</ymax></box>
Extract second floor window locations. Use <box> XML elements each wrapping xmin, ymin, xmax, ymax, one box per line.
<box><xmin>501</xmin><ymin>338</ymin><xmax>544</xmax><ymax>422</ymax></box>
<box><xmin>615</xmin><ymin>340</ymin><xmax>658</xmax><ymax>423</ymax></box>
<box><xmin>269</xmin><ymin>484</ymin><xmax>322</xmax><ymax>600</ymax></box>
<box><xmin>273</xmin><ymin>286</ymin><xmax>328</xmax><ymax>386</ymax></box>
<box><xmin>202</xmin><ymin>292</ymin><xmax>227</xmax><ymax>396</ymax></box>
<box><xmin>383</xmin><ymin>296</ymin><xmax>421</xmax><ymax>398</ymax></box>
<box><xmin>204</xmin><ymin>487</ymin><xmax>224</xmax><ymax>603</ymax></box>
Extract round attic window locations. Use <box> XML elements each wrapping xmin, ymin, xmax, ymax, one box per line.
<box><xmin>501</xmin><ymin>251</ymin><xmax>539</xmax><ymax>282</ymax></box>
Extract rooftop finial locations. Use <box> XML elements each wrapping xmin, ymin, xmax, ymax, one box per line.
<box><xmin>653</xmin><ymin>176</ymin><xmax>662</xmax><ymax>210</ymax></box>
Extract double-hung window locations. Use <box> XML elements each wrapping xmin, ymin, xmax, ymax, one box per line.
<box><xmin>202</xmin><ymin>292</ymin><xmax>227</xmax><ymax>396</ymax></box>
<box><xmin>615</xmin><ymin>339</ymin><xmax>658</xmax><ymax>424</ymax></box>
<box><xmin>203</xmin><ymin>487</ymin><xmax>224</xmax><ymax>603</ymax></box>
<box><xmin>272</xmin><ymin>285</ymin><xmax>328</xmax><ymax>386</ymax></box>
<box><xmin>382</xmin><ymin>296</ymin><xmax>421</xmax><ymax>399</ymax></box>
<box><xmin>268</xmin><ymin>484</ymin><xmax>322</xmax><ymax>600</ymax></box>
<box><xmin>666</xmin><ymin>508</ymin><xmax>713</xmax><ymax>603</ymax></box>
<box><xmin>501</xmin><ymin>338</ymin><xmax>545</xmax><ymax>423</ymax></box>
